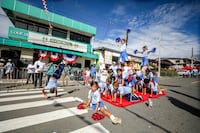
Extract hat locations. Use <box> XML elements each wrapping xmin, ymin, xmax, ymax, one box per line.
<box><xmin>112</xmin><ymin>61</ymin><xmax>116</xmax><ymax>64</ymax></box>
<box><xmin>8</xmin><ymin>59</ymin><xmax>11</xmax><ymax>61</ymax></box>
<box><xmin>0</xmin><ymin>58</ymin><xmax>5</xmax><ymax>62</ymax></box>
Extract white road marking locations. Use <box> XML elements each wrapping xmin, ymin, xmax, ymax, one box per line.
<box><xmin>0</xmin><ymin>107</ymin><xmax>88</xmax><ymax>133</ymax></box>
<box><xmin>0</xmin><ymin>97</ymin><xmax>82</xmax><ymax>112</ymax></box>
<box><xmin>0</xmin><ymin>88</ymin><xmax>64</xmax><ymax>94</ymax></box>
<box><xmin>0</xmin><ymin>89</ymin><xmax>64</xmax><ymax>96</ymax></box>
<box><xmin>0</xmin><ymin>92</ymin><xmax>67</xmax><ymax>102</ymax></box>
<box><xmin>69</xmin><ymin>123</ymin><xmax>110</xmax><ymax>133</ymax></box>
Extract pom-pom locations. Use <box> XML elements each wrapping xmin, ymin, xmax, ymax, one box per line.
<box><xmin>152</xmin><ymin>47</ymin><xmax>156</xmax><ymax>53</ymax></box>
<box><xmin>127</xmin><ymin>29</ymin><xmax>131</xmax><ymax>33</ymax></box>
<box><xmin>115</xmin><ymin>37</ymin><xmax>121</xmax><ymax>43</ymax></box>
<box><xmin>77</xmin><ymin>103</ymin><xmax>85</xmax><ymax>109</ymax></box>
<box><xmin>92</xmin><ymin>112</ymin><xmax>105</xmax><ymax>121</ymax></box>
<box><xmin>133</xmin><ymin>49</ymin><xmax>138</xmax><ymax>54</ymax></box>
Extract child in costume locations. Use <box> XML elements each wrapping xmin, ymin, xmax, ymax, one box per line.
<box><xmin>41</xmin><ymin>60</ymin><xmax>66</xmax><ymax>98</ymax></box>
<box><xmin>82</xmin><ymin>81</ymin><xmax>121</xmax><ymax>124</ymax></box>
<box><xmin>117</xmin><ymin>29</ymin><xmax>130</xmax><ymax>65</ymax></box>
<box><xmin>134</xmin><ymin>46</ymin><xmax>156</xmax><ymax>74</ymax></box>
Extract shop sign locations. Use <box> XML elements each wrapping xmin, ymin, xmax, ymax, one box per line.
<box><xmin>8</xmin><ymin>27</ymin><xmax>28</xmax><ymax>40</ymax></box>
<box><xmin>28</xmin><ymin>32</ymin><xmax>87</xmax><ymax>52</ymax></box>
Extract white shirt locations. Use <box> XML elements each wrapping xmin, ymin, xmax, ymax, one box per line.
<box><xmin>120</xmin><ymin>44</ymin><xmax>127</xmax><ymax>52</ymax></box>
<box><xmin>86</xmin><ymin>70</ymin><xmax>90</xmax><ymax>77</ymax></box>
<box><xmin>27</xmin><ymin>64</ymin><xmax>35</xmax><ymax>73</ymax></box>
<box><xmin>88</xmin><ymin>89</ymin><xmax>101</xmax><ymax>104</ymax></box>
<box><xmin>34</xmin><ymin>60</ymin><xmax>45</xmax><ymax>73</ymax></box>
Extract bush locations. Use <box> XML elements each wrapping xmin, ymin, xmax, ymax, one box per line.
<box><xmin>160</xmin><ymin>69</ymin><xmax>178</xmax><ymax>77</ymax></box>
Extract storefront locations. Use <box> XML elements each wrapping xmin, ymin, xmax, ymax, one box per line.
<box><xmin>0</xmin><ymin>0</ymin><xmax>98</xmax><ymax>69</ymax></box>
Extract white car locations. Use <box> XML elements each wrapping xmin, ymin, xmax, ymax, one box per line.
<box><xmin>177</xmin><ymin>70</ymin><xmax>187</xmax><ymax>76</ymax></box>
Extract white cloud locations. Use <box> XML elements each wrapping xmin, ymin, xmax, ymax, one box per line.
<box><xmin>111</xmin><ymin>5</ymin><xmax>126</xmax><ymax>16</ymax></box>
<box><xmin>95</xmin><ymin>2</ymin><xmax>200</xmax><ymax>59</ymax></box>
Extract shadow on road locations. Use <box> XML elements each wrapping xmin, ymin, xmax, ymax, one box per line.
<box><xmin>124</xmin><ymin>108</ymin><xmax>171</xmax><ymax>133</ymax></box>
<box><xmin>169</xmin><ymin>89</ymin><xmax>200</xmax><ymax>101</ymax></box>
<box><xmin>159</xmin><ymin>84</ymin><xmax>181</xmax><ymax>87</ymax></box>
<box><xmin>167</xmin><ymin>96</ymin><xmax>200</xmax><ymax>117</ymax></box>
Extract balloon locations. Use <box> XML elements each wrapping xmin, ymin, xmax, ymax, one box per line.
<box><xmin>115</xmin><ymin>37</ymin><xmax>121</xmax><ymax>42</ymax></box>
<box><xmin>152</xmin><ymin>47</ymin><xmax>156</xmax><ymax>53</ymax></box>
<box><xmin>133</xmin><ymin>49</ymin><xmax>138</xmax><ymax>54</ymax></box>
<box><xmin>127</xmin><ymin>29</ymin><xmax>131</xmax><ymax>33</ymax></box>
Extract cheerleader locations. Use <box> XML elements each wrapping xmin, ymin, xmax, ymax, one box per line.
<box><xmin>134</xmin><ymin>46</ymin><xmax>156</xmax><ymax>74</ymax></box>
<box><xmin>117</xmin><ymin>29</ymin><xmax>130</xmax><ymax>65</ymax></box>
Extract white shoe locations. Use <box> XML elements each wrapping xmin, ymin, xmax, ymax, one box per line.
<box><xmin>112</xmin><ymin>117</ymin><xmax>122</xmax><ymax>124</ymax></box>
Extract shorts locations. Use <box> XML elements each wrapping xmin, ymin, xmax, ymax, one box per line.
<box><xmin>119</xmin><ymin>86</ymin><xmax>132</xmax><ymax>95</ymax></box>
<box><xmin>91</xmin><ymin>101</ymin><xmax>104</xmax><ymax>110</ymax></box>
<box><xmin>45</xmin><ymin>78</ymin><xmax>57</xmax><ymax>90</ymax></box>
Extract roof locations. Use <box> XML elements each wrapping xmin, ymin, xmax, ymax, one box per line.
<box><xmin>1</xmin><ymin>0</ymin><xmax>96</xmax><ymax>35</ymax></box>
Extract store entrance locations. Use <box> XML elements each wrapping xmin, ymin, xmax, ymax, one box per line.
<box><xmin>84</xmin><ymin>60</ymin><xmax>90</xmax><ymax>68</ymax></box>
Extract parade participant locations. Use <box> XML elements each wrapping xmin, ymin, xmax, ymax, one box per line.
<box><xmin>117</xmin><ymin>29</ymin><xmax>130</xmax><ymax>65</ymax></box>
<box><xmin>134</xmin><ymin>46</ymin><xmax>156</xmax><ymax>74</ymax></box>
<box><xmin>41</xmin><ymin>60</ymin><xmax>66</xmax><ymax>98</ymax></box>
<box><xmin>109</xmin><ymin>61</ymin><xmax>118</xmax><ymax>77</ymax></box>
<box><xmin>34</xmin><ymin>57</ymin><xmax>45</xmax><ymax>88</ymax></box>
<box><xmin>26</xmin><ymin>60</ymin><xmax>35</xmax><ymax>84</ymax></box>
<box><xmin>81</xmin><ymin>81</ymin><xmax>121</xmax><ymax>124</ymax></box>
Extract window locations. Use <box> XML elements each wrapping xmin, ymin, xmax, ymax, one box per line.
<box><xmin>52</xmin><ymin>28</ymin><xmax>67</xmax><ymax>38</ymax></box>
<box><xmin>38</xmin><ymin>26</ymin><xmax>48</xmax><ymax>34</ymax></box>
<box><xmin>15</xmin><ymin>21</ymin><xmax>27</xmax><ymax>30</ymax></box>
<box><xmin>70</xmin><ymin>32</ymin><xmax>91</xmax><ymax>44</ymax></box>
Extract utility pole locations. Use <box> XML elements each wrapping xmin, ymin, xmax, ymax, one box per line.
<box><xmin>158</xmin><ymin>37</ymin><xmax>161</xmax><ymax>77</ymax></box>
<box><xmin>191</xmin><ymin>47</ymin><xmax>193</xmax><ymax>68</ymax></box>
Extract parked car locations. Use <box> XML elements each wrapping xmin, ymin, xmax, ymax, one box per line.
<box><xmin>177</xmin><ymin>70</ymin><xmax>187</xmax><ymax>76</ymax></box>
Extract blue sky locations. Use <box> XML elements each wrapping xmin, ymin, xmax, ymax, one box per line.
<box><xmin>18</xmin><ymin>0</ymin><xmax>200</xmax><ymax>58</ymax></box>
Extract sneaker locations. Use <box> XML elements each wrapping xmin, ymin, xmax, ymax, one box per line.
<box><xmin>112</xmin><ymin>117</ymin><xmax>122</xmax><ymax>124</ymax></box>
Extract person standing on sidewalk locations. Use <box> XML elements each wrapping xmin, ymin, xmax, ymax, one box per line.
<box><xmin>26</xmin><ymin>60</ymin><xmax>35</xmax><ymax>84</ymax></box>
<box><xmin>0</xmin><ymin>58</ymin><xmax>5</xmax><ymax>79</ymax></box>
<box><xmin>5</xmin><ymin>59</ymin><xmax>15</xmax><ymax>80</ymax></box>
<box><xmin>61</xmin><ymin>64</ymin><xmax>70</xmax><ymax>86</ymax></box>
<box><xmin>46</xmin><ymin>61</ymin><xmax>57</xmax><ymax>85</ymax></box>
<box><xmin>34</xmin><ymin>57</ymin><xmax>45</xmax><ymax>88</ymax></box>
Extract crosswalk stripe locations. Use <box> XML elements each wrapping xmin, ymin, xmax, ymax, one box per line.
<box><xmin>0</xmin><ymin>92</ymin><xmax>67</xmax><ymax>102</ymax></box>
<box><xmin>69</xmin><ymin>123</ymin><xmax>110</xmax><ymax>133</ymax></box>
<box><xmin>0</xmin><ymin>97</ymin><xmax>81</xmax><ymax>112</ymax></box>
<box><xmin>0</xmin><ymin>87</ymin><xmax>64</xmax><ymax>93</ymax></box>
<box><xmin>0</xmin><ymin>89</ymin><xmax>64</xmax><ymax>97</ymax></box>
<box><xmin>0</xmin><ymin>107</ymin><xmax>88</xmax><ymax>133</ymax></box>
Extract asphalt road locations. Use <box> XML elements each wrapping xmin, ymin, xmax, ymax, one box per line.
<box><xmin>0</xmin><ymin>77</ymin><xmax>199</xmax><ymax>133</ymax></box>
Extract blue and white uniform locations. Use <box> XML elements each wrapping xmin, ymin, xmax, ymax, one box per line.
<box><xmin>141</xmin><ymin>50</ymin><xmax>151</xmax><ymax>66</ymax></box>
<box><xmin>112</xmin><ymin>86</ymin><xmax>132</xmax><ymax>95</ymax></box>
<box><xmin>45</xmin><ymin>77</ymin><xmax>57</xmax><ymax>90</ymax></box>
<box><xmin>88</xmin><ymin>89</ymin><xmax>104</xmax><ymax>110</ymax></box>
<box><xmin>119</xmin><ymin>44</ymin><xmax>128</xmax><ymax>63</ymax></box>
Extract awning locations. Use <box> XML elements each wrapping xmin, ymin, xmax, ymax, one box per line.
<box><xmin>0</xmin><ymin>38</ymin><xmax>98</xmax><ymax>59</ymax></box>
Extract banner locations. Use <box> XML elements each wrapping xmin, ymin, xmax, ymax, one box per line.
<box><xmin>62</xmin><ymin>54</ymin><xmax>77</xmax><ymax>64</ymax></box>
<box><xmin>50</xmin><ymin>52</ymin><xmax>59</xmax><ymax>61</ymax></box>
<box><xmin>38</xmin><ymin>50</ymin><xmax>48</xmax><ymax>58</ymax></box>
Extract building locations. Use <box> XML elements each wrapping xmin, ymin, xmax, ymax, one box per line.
<box><xmin>94</xmin><ymin>41</ymin><xmax>142</xmax><ymax>69</ymax></box>
<box><xmin>0</xmin><ymin>0</ymin><xmax>98</xmax><ymax>70</ymax></box>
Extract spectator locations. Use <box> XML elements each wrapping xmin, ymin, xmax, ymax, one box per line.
<box><xmin>26</xmin><ymin>60</ymin><xmax>35</xmax><ymax>84</ymax></box>
<box><xmin>90</xmin><ymin>64</ymin><xmax>96</xmax><ymax>81</ymax></box>
<box><xmin>34</xmin><ymin>57</ymin><xmax>45</xmax><ymax>88</ymax></box>
<box><xmin>61</xmin><ymin>64</ymin><xmax>70</xmax><ymax>86</ymax></box>
<box><xmin>0</xmin><ymin>58</ymin><xmax>5</xmax><ymax>79</ymax></box>
<box><xmin>46</xmin><ymin>61</ymin><xmax>57</xmax><ymax>85</ymax></box>
<box><xmin>5</xmin><ymin>59</ymin><xmax>15</xmax><ymax>80</ymax></box>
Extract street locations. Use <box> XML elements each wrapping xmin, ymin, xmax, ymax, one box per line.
<box><xmin>0</xmin><ymin>77</ymin><xmax>200</xmax><ymax>133</ymax></box>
